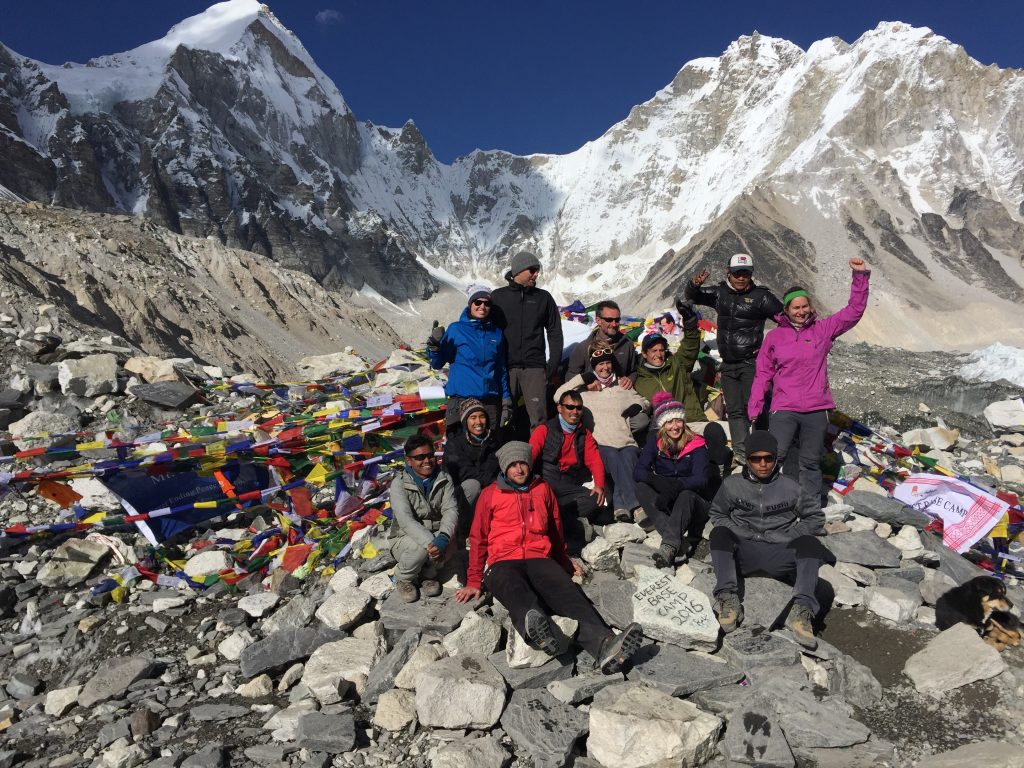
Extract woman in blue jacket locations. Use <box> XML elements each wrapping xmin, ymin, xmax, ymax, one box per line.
<box><xmin>633</xmin><ymin>392</ymin><xmax>712</xmax><ymax>568</ymax></box>
<box><xmin>427</xmin><ymin>285</ymin><xmax>512</xmax><ymax>428</ymax></box>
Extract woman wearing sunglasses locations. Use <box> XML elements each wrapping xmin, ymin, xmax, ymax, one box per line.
<box><xmin>427</xmin><ymin>284</ymin><xmax>513</xmax><ymax>429</ymax></box>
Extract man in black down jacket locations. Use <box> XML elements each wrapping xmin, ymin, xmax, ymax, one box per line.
<box><xmin>442</xmin><ymin>398</ymin><xmax>500</xmax><ymax>535</ymax></box>
<box><xmin>490</xmin><ymin>251</ymin><xmax>564</xmax><ymax>430</ymax></box>
<box><xmin>685</xmin><ymin>253</ymin><xmax>782</xmax><ymax>461</ymax></box>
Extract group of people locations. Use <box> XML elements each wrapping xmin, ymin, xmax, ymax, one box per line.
<box><xmin>394</xmin><ymin>248</ymin><xmax>871</xmax><ymax>663</ymax></box>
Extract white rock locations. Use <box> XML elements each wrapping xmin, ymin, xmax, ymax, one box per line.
<box><xmin>819</xmin><ymin>564</ymin><xmax>864</xmax><ymax>606</ymax></box>
<box><xmin>902</xmin><ymin>426</ymin><xmax>959</xmax><ymax>451</ymax></box>
<box><xmin>328</xmin><ymin>566</ymin><xmax>360</xmax><ymax>592</ymax></box>
<box><xmin>297</xmin><ymin>350</ymin><xmax>368</xmax><ymax>380</ymax></box>
<box><xmin>1001</xmin><ymin>464</ymin><xmax>1024</xmax><ymax>484</ymax></box>
<box><xmin>7</xmin><ymin>409</ymin><xmax>79</xmax><ymax>449</ymax></box>
<box><xmin>278</xmin><ymin>663</ymin><xmax>304</xmax><ymax>692</ymax></box>
<box><xmin>218</xmin><ymin>629</ymin><xmax>256</xmax><ymax>661</ymax></box>
<box><xmin>674</xmin><ymin>563</ymin><xmax>697</xmax><ymax>585</ymax></box>
<box><xmin>443</xmin><ymin>611</ymin><xmax>502</xmax><ymax>657</ymax></box>
<box><xmin>315</xmin><ymin>590</ymin><xmax>372</xmax><ymax>630</ymax></box>
<box><xmin>124</xmin><ymin>356</ymin><xmax>182</xmax><ymax>384</ymax></box>
<box><xmin>505</xmin><ymin>615</ymin><xmax>577</xmax><ymax>669</ymax></box>
<box><xmin>632</xmin><ymin>566</ymin><xmax>718</xmax><ymax>650</ymax></box>
<box><xmin>915</xmin><ymin>606</ymin><xmax>937</xmax><ymax>625</ymax></box>
<box><xmin>984</xmin><ymin>398</ymin><xmax>1024</xmax><ymax>434</ymax></box>
<box><xmin>100</xmin><ymin>738</ymin><xmax>148</xmax><ymax>768</ymax></box>
<box><xmin>601</xmin><ymin>522</ymin><xmax>647</xmax><ymax>546</ymax></box>
<box><xmin>588</xmin><ymin>683</ymin><xmax>722</xmax><ymax>768</ymax></box>
<box><xmin>581</xmin><ymin>537</ymin><xmax>619</xmax><ymax>570</ymax></box>
<box><xmin>844</xmin><ymin>514</ymin><xmax>877</xmax><ymax>532</ymax></box>
<box><xmin>874</xmin><ymin>523</ymin><xmax>892</xmax><ymax>538</ymax></box>
<box><xmin>265</xmin><ymin>699</ymin><xmax>318</xmax><ymax>742</ymax></box>
<box><xmin>835</xmin><ymin>562</ymin><xmax>876</xmax><ymax>586</ymax></box>
<box><xmin>183</xmin><ymin>550</ymin><xmax>233</xmax><ymax>577</ymax></box>
<box><xmin>864</xmin><ymin>586</ymin><xmax>920</xmax><ymax>623</ymax></box>
<box><xmin>430</xmin><ymin>735</ymin><xmax>511</xmax><ymax>768</ymax></box>
<box><xmin>69</xmin><ymin>477</ymin><xmax>122</xmax><ymax>512</ymax></box>
<box><xmin>353</xmin><ymin>620</ymin><xmax>385</xmax><ymax>640</ymax></box>
<box><xmin>415</xmin><ymin>655</ymin><xmax>507</xmax><ymax>729</ymax></box>
<box><xmin>358</xmin><ymin>572</ymin><xmax>395</xmax><ymax>600</ymax></box>
<box><xmin>904</xmin><ymin>623</ymin><xmax>1007</xmax><ymax>695</ymax></box>
<box><xmin>373</xmin><ymin>688</ymin><xmax>417</xmax><ymax>731</ymax></box>
<box><xmin>45</xmin><ymin>685</ymin><xmax>82</xmax><ymax>717</ymax></box>
<box><xmin>236</xmin><ymin>674</ymin><xmax>273</xmax><ymax>698</ymax></box>
<box><xmin>301</xmin><ymin>636</ymin><xmax>386</xmax><ymax>703</ymax></box>
<box><xmin>237</xmin><ymin>592</ymin><xmax>280</xmax><ymax>618</ymax></box>
<box><xmin>58</xmin><ymin>354</ymin><xmax>118</xmax><ymax>397</ymax></box>
<box><xmin>394</xmin><ymin>642</ymin><xmax>448</xmax><ymax>689</ymax></box>
<box><xmin>889</xmin><ymin>526</ymin><xmax>925</xmax><ymax>558</ymax></box>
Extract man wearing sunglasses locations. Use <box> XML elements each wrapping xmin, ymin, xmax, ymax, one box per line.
<box><xmin>490</xmin><ymin>251</ymin><xmax>564</xmax><ymax>430</ymax></box>
<box><xmin>565</xmin><ymin>300</ymin><xmax>639</xmax><ymax>386</ymax></box>
<box><xmin>686</xmin><ymin>253</ymin><xmax>783</xmax><ymax>462</ymax></box>
<box><xmin>388</xmin><ymin>434</ymin><xmax>460</xmax><ymax>603</ymax></box>
<box><xmin>707</xmin><ymin>430</ymin><xmax>827</xmax><ymax>649</ymax></box>
<box><xmin>528</xmin><ymin>390</ymin><xmax>606</xmax><ymax>532</ymax></box>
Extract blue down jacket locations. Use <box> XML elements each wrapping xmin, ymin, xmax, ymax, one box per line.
<box><xmin>428</xmin><ymin>308</ymin><xmax>511</xmax><ymax>401</ymax></box>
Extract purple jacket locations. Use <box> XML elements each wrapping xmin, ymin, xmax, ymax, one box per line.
<box><xmin>748</xmin><ymin>271</ymin><xmax>870</xmax><ymax>419</ymax></box>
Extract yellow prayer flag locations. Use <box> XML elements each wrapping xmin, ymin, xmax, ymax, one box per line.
<box><xmin>305</xmin><ymin>464</ymin><xmax>328</xmax><ymax>485</ymax></box>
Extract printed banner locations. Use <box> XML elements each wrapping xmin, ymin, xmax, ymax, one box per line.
<box><xmin>892</xmin><ymin>473</ymin><xmax>1009</xmax><ymax>553</ymax></box>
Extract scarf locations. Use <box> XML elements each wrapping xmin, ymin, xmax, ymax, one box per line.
<box><xmin>558</xmin><ymin>415</ymin><xmax>579</xmax><ymax>433</ymax></box>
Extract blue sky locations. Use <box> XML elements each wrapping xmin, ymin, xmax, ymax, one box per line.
<box><xmin>3</xmin><ymin>1</ymin><xmax>1022</xmax><ymax>163</ymax></box>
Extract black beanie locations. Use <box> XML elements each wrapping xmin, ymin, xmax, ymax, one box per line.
<box><xmin>745</xmin><ymin>430</ymin><xmax>778</xmax><ymax>457</ymax></box>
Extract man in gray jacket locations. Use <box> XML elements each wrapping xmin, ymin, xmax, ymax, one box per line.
<box><xmin>708</xmin><ymin>430</ymin><xmax>827</xmax><ymax>648</ymax></box>
<box><xmin>389</xmin><ymin>433</ymin><xmax>459</xmax><ymax>603</ymax></box>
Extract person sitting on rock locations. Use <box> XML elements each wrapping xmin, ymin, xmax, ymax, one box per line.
<box><xmin>708</xmin><ymin>430</ymin><xmax>828</xmax><ymax>649</ymax></box>
<box><xmin>528</xmin><ymin>389</ymin><xmax>606</xmax><ymax>529</ymax></box>
<box><xmin>455</xmin><ymin>441</ymin><xmax>644</xmax><ymax>674</ymax></box>
<box><xmin>556</xmin><ymin>338</ymin><xmax>649</xmax><ymax>523</ymax></box>
<box><xmin>442</xmin><ymin>398</ymin><xmax>500</xmax><ymax>536</ymax></box>
<box><xmin>388</xmin><ymin>433</ymin><xmax>460</xmax><ymax>603</ymax></box>
<box><xmin>633</xmin><ymin>392</ymin><xmax>711</xmax><ymax>569</ymax></box>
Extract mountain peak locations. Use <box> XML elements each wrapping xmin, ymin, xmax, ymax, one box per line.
<box><xmin>125</xmin><ymin>0</ymin><xmax>271</xmax><ymax>60</ymax></box>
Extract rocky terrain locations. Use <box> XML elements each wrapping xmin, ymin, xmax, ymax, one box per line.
<box><xmin>0</xmin><ymin>332</ymin><xmax>1023</xmax><ymax>768</ymax></box>
<box><xmin>1</xmin><ymin>2</ymin><xmax>1023</xmax><ymax>348</ymax></box>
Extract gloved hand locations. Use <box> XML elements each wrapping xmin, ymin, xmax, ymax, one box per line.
<box><xmin>427</xmin><ymin>321</ymin><xmax>444</xmax><ymax>352</ymax></box>
<box><xmin>621</xmin><ymin>403</ymin><xmax>643</xmax><ymax>419</ymax></box>
<box><xmin>674</xmin><ymin>300</ymin><xmax>699</xmax><ymax>331</ymax></box>
<box><xmin>430</xmin><ymin>532</ymin><xmax>450</xmax><ymax>555</ymax></box>
<box><xmin>500</xmin><ymin>399</ymin><xmax>513</xmax><ymax>427</ymax></box>
<box><xmin>648</xmin><ymin>474</ymin><xmax>681</xmax><ymax>510</ymax></box>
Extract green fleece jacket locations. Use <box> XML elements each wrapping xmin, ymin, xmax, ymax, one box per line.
<box><xmin>634</xmin><ymin>326</ymin><xmax>703</xmax><ymax>423</ymax></box>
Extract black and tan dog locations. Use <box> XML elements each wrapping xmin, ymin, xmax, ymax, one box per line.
<box><xmin>935</xmin><ymin>575</ymin><xmax>1020</xmax><ymax>650</ymax></box>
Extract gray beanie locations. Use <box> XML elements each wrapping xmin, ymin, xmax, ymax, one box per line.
<box><xmin>496</xmin><ymin>441</ymin><xmax>532</xmax><ymax>474</ymax></box>
<box><xmin>509</xmin><ymin>251</ymin><xmax>541</xmax><ymax>277</ymax></box>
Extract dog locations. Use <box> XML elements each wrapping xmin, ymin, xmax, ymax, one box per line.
<box><xmin>935</xmin><ymin>575</ymin><xmax>1013</xmax><ymax>631</ymax></box>
<box><xmin>983</xmin><ymin>610</ymin><xmax>1023</xmax><ymax>652</ymax></box>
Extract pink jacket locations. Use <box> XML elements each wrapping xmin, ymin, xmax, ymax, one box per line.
<box><xmin>748</xmin><ymin>271</ymin><xmax>870</xmax><ymax>419</ymax></box>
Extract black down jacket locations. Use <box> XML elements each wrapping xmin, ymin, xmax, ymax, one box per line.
<box><xmin>684</xmin><ymin>280</ymin><xmax>783</xmax><ymax>364</ymax></box>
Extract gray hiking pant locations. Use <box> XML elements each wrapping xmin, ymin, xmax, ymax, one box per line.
<box><xmin>709</xmin><ymin>526</ymin><xmax>827</xmax><ymax>615</ymax></box>
<box><xmin>769</xmin><ymin>409</ymin><xmax>829</xmax><ymax>504</ymax></box>
<box><xmin>391</xmin><ymin>534</ymin><xmax>438</xmax><ymax>583</ymax></box>
<box><xmin>508</xmin><ymin>367</ymin><xmax>549</xmax><ymax>428</ymax></box>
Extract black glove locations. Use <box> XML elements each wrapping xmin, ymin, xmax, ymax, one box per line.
<box><xmin>674</xmin><ymin>300</ymin><xmax>698</xmax><ymax>331</ymax></box>
<box><xmin>580</xmin><ymin>371</ymin><xmax>597</xmax><ymax>386</ymax></box>
<box><xmin>500</xmin><ymin>399</ymin><xmax>513</xmax><ymax>427</ymax></box>
<box><xmin>621</xmin><ymin>403</ymin><xmax>643</xmax><ymax>419</ymax></box>
<box><xmin>427</xmin><ymin>321</ymin><xmax>444</xmax><ymax>351</ymax></box>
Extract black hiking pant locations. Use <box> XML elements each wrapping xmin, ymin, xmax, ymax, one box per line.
<box><xmin>635</xmin><ymin>484</ymin><xmax>708</xmax><ymax>552</ymax></box>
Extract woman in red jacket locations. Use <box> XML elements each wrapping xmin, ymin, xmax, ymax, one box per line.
<box><xmin>456</xmin><ymin>441</ymin><xmax>643</xmax><ymax>674</ymax></box>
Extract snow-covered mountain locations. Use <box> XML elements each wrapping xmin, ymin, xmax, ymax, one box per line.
<box><xmin>1</xmin><ymin>1</ymin><xmax>1023</xmax><ymax>348</ymax></box>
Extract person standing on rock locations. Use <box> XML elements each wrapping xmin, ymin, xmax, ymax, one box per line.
<box><xmin>633</xmin><ymin>392</ymin><xmax>713</xmax><ymax>569</ymax></box>
<box><xmin>565</xmin><ymin>300</ymin><xmax>639</xmax><ymax>385</ymax></box>
<box><xmin>708</xmin><ymin>430</ymin><xmax>828</xmax><ymax>649</ymax></box>
<box><xmin>556</xmin><ymin>339</ymin><xmax>650</xmax><ymax>523</ymax></box>
<box><xmin>747</xmin><ymin>258</ymin><xmax>871</xmax><ymax>505</ymax></box>
<box><xmin>388</xmin><ymin>434</ymin><xmax>460</xmax><ymax>603</ymax></box>
<box><xmin>529</xmin><ymin>390</ymin><xmax>607</xmax><ymax>534</ymax></box>
<box><xmin>427</xmin><ymin>284</ymin><xmax>512</xmax><ymax>429</ymax></box>
<box><xmin>442</xmin><ymin>398</ymin><xmax>500</xmax><ymax>537</ymax></box>
<box><xmin>490</xmin><ymin>251</ymin><xmax>564</xmax><ymax>431</ymax></box>
<box><xmin>686</xmin><ymin>253</ymin><xmax>783</xmax><ymax>462</ymax></box>
<box><xmin>455</xmin><ymin>441</ymin><xmax>644</xmax><ymax>674</ymax></box>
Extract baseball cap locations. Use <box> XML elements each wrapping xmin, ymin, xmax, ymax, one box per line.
<box><xmin>728</xmin><ymin>254</ymin><xmax>754</xmax><ymax>271</ymax></box>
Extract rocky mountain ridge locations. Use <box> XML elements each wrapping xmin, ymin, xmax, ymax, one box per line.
<box><xmin>1</xmin><ymin>2</ymin><xmax>1023</xmax><ymax>348</ymax></box>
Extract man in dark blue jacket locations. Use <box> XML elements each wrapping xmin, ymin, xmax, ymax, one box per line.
<box><xmin>686</xmin><ymin>254</ymin><xmax>782</xmax><ymax>461</ymax></box>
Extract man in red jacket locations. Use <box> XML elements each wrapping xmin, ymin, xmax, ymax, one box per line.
<box><xmin>456</xmin><ymin>441</ymin><xmax>643</xmax><ymax>674</ymax></box>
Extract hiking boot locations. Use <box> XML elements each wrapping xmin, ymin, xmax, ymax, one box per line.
<box><xmin>652</xmin><ymin>543</ymin><xmax>677</xmax><ymax>569</ymax></box>
<box><xmin>598</xmin><ymin>622</ymin><xmax>644</xmax><ymax>674</ymax></box>
<box><xmin>420</xmin><ymin>579</ymin><xmax>442</xmax><ymax>598</ymax></box>
<box><xmin>786</xmin><ymin>604</ymin><xmax>818</xmax><ymax>650</ymax></box>
<box><xmin>613</xmin><ymin>507</ymin><xmax>633</xmax><ymax>523</ymax></box>
<box><xmin>396</xmin><ymin>580</ymin><xmax>419</xmax><ymax>603</ymax></box>
<box><xmin>525</xmin><ymin>609</ymin><xmax>560</xmax><ymax>656</ymax></box>
<box><xmin>714</xmin><ymin>592</ymin><xmax>743</xmax><ymax>634</ymax></box>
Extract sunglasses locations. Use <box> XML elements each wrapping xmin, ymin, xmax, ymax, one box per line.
<box><xmin>559</xmin><ymin>403</ymin><xmax>583</xmax><ymax>411</ymax></box>
<box><xmin>597</xmin><ymin>316</ymin><xmax>621</xmax><ymax>324</ymax></box>
<box><xmin>748</xmin><ymin>454</ymin><xmax>776</xmax><ymax>464</ymax></box>
<box><xmin>472</xmin><ymin>299</ymin><xmax>491</xmax><ymax>307</ymax></box>
<box><xmin>407</xmin><ymin>452</ymin><xmax>436</xmax><ymax>462</ymax></box>
<box><xmin>527</xmin><ymin>266</ymin><xmax>540</xmax><ymax>274</ymax></box>
<box><xmin>731</xmin><ymin>270</ymin><xmax>752</xmax><ymax>278</ymax></box>
<box><xmin>591</xmin><ymin>348</ymin><xmax>614</xmax><ymax>359</ymax></box>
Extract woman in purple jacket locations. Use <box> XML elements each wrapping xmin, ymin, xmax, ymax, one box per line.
<box><xmin>747</xmin><ymin>258</ymin><xmax>871</xmax><ymax>504</ymax></box>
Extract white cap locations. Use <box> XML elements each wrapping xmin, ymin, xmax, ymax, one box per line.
<box><xmin>728</xmin><ymin>253</ymin><xmax>753</xmax><ymax>270</ymax></box>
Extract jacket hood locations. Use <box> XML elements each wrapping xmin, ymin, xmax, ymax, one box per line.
<box><xmin>658</xmin><ymin>434</ymin><xmax>706</xmax><ymax>458</ymax></box>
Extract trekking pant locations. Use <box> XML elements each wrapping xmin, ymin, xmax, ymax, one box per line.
<box><xmin>391</xmin><ymin>534</ymin><xmax>437</xmax><ymax>583</ymax></box>
<box><xmin>635</xmin><ymin>484</ymin><xmax>708</xmax><ymax>552</ymax></box>
<box><xmin>769</xmin><ymin>409</ymin><xmax>829</xmax><ymax>504</ymax></box>
<box><xmin>598</xmin><ymin>445</ymin><xmax>640</xmax><ymax>512</ymax></box>
<box><xmin>444</xmin><ymin>396</ymin><xmax>499</xmax><ymax>428</ymax></box>
<box><xmin>508</xmin><ymin>367</ymin><xmax>549</xmax><ymax>429</ymax></box>
<box><xmin>484</xmin><ymin>557</ymin><xmax>612</xmax><ymax>658</ymax></box>
<box><xmin>709</xmin><ymin>526</ymin><xmax>828</xmax><ymax>615</ymax></box>
<box><xmin>547</xmin><ymin>475</ymin><xmax>601</xmax><ymax>521</ymax></box>
<box><xmin>720</xmin><ymin>359</ymin><xmax>757</xmax><ymax>459</ymax></box>
<box><xmin>455</xmin><ymin>479</ymin><xmax>482</xmax><ymax>540</ymax></box>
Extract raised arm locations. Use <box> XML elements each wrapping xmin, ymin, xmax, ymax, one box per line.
<box><xmin>818</xmin><ymin>261</ymin><xmax>870</xmax><ymax>340</ymax></box>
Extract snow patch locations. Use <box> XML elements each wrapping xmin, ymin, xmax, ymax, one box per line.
<box><xmin>959</xmin><ymin>343</ymin><xmax>1024</xmax><ymax>387</ymax></box>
